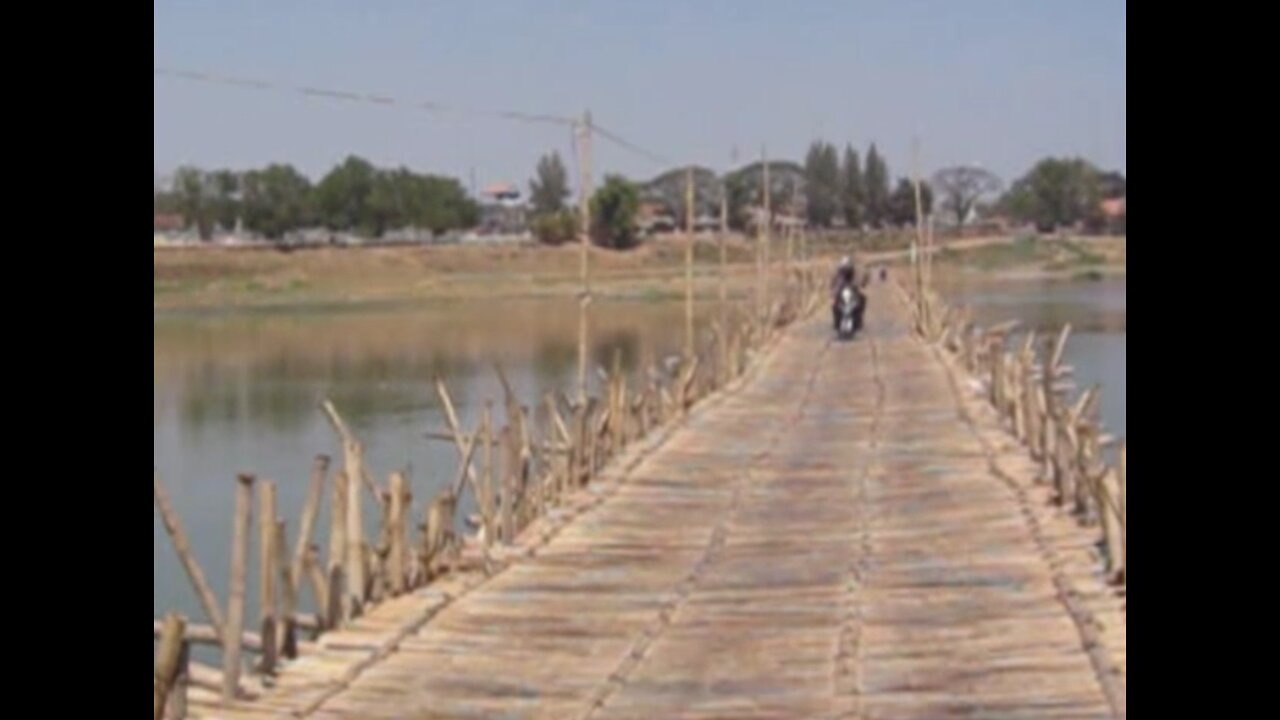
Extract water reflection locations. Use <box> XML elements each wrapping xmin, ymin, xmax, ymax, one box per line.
<box><xmin>938</xmin><ymin>275</ymin><xmax>1126</xmax><ymax>439</ymax></box>
<box><xmin>154</xmin><ymin>297</ymin><xmax>710</xmax><ymax>620</ymax></box>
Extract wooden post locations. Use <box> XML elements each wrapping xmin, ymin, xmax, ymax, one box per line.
<box><xmin>153</xmin><ymin>474</ymin><xmax>225</xmax><ymax>641</ymax></box>
<box><xmin>166</xmin><ymin>639</ymin><xmax>189</xmax><ymax>720</ymax></box>
<box><xmin>257</xmin><ymin>480</ymin><xmax>278</xmax><ymax>675</ymax></box>
<box><xmin>1119</xmin><ymin>441</ymin><xmax>1126</xmax><ymax>583</ymax></box>
<box><xmin>685</xmin><ymin>165</ymin><xmax>696</xmax><ymax>360</ymax></box>
<box><xmin>223</xmin><ymin>474</ymin><xmax>254</xmax><ymax>703</ymax></box>
<box><xmin>388</xmin><ymin>471</ymin><xmax>409</xmax><ymax>595</ymax></box>
<box><xmin>320</xmin><ymin>399</ymin><xmax>366</xmax><ymax>620</ymax></box>
<box><xmin>719</xmin><ymin>176</ymin><xmax>729</xmax><ymax>340</ymax></box>
<box><xmin>291</xmin><ymin>455</ymin><xmax>329</xmax><ymax>596</ymax></box>
<box><xmin>343</xmin><ymin>440</ymin><xmax>365</xmax><ymax>619</ymax></box>
<box><xmin>759</xmin><ymin>146</ymin><xmax>771</xmax><ymax>326</ymax></box>
<box><xmin>303</xmin><ymin>546</ymin><xmax>330</xmax><ymax>628</ymax></box>
<box><xmin>327</xmin><ymin>470</ymin><xmax>347</xmax><ymax>624</ymax></box>
<box><xmin>577</xmin><ymin>111</ymin><xmax>593</xmax><ymax>405</ymax></box>
<box><xmin>911</xmin><ymin>138</ymin><xmax>926</xmax><ymax>329</ymax></box>
<box><xmin>154</xmin><ymin>613</ymin><xmax>187</xmax><ymax>720</ymax></box>
<box><xmin>274</xmin><ymin>520</ymin><xmax>298</xmax><ymax>660</ymax></box>
<box><xmin>482</xmin><ymin>404</ymin><xmax>496</xmax><ymax>546</ymax></box>
<box><xmin>420</xmin><ymin>490</ymin><xmax>457</xmax><ymax>580</ymax></box>
<box><xmin>500</xmin><ymin>425</ymin><xmax>516</xmax><ymax>544</ymax></box>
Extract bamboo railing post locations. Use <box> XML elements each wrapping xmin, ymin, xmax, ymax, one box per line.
<box><xmin>290</xmin><ymin>455</ymin><xmax>329</xmax><ymax>599</ymax></box>
<box><xmin>153</xmin><ymin>474</ymin><xmax>226</xmax><ymax>642</ymax></box>
<box><xmin>388</xmin><ymin>471</ymin><xmax>409</xmax><ymax>595</ymax></box>
<box><xmin>303</xmin><ymin>546</ymin><xmax>330</xmax><ymax>628</ymax></box>
<box><xmin>326</xmin><ymin>471</ymin><xmax>347</xmax><ymax>627</ymax></box>
<box><xmin>1119</xmin><ymin>441</ymin><xmax>1126</xmax><ymax>584</ymax></box>
<box><xmin>321</xmin><ymin>400</ymin><xmax>367</xmax><ymax>620</ymax></box>
<box><xmin>420</xmin><ymin>489</ymin><xmax>458</xmax><ymax>581</ymax></box>
<box><xmin>154</xmin><ymin>613</ymin><xmax>187</xmax><ymax>720</ymax></box>
<box><xmin>481</xmin><ymin>404</ymin><xmax>496</xmax><ymax>546</ymax></box>
<box><xmin>274</xmin><ymin>519</ymin><xmax>298</xmax><ymax>660</ymax></box>
<box><xmin>166</xmin><ymin>639</ymin><xmax>189</xmax><ymax>720</ymax></box>
<box><xmin>257</xmin><ymin>480</ymin><xmax>278</xmax><ymax>675</ymax></box>
<box><xmin>500</xmin><ymin>424</ymin><xmax>516</xmax><ymax>544</ymax></box>
<box><xmin>343</xmin><ymin>440</ymin><xmax>365</xmax><ymax>619</ymax></box>
<box><xmin>223</xmin><ymin>474</ymin><xmax>254</xmax><ymax>703</ymax></box>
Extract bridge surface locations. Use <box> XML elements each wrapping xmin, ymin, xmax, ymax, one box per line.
<box><xmin>201</xmin><ymin>288</ymin><xmax>1126</xmax><ymax>720</ymax></box>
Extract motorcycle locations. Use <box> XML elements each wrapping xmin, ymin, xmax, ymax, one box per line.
<box><xmin>834</xmin><ymin>284</ymin><xmax>864</xmax><ymax>340</ymax></box>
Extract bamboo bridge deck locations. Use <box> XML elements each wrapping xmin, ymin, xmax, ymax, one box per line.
<box><xmin>182</xmin><ymin>286</ymin><xmax>1126</xmax><ymax>720</ymax></box>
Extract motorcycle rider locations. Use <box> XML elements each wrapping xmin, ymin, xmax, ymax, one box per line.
<box><xmin>830</xmin><ymin>256</ymin><xmax>859</xmax><ymax>332</ymax></box>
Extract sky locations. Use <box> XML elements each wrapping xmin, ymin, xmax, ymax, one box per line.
<box><xmin>154</xmin><ymin>0</ymin><xmax>1126</xmax><ymax>192</ymax></box>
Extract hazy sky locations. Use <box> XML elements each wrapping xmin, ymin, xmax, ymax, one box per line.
<box><xmin>154</xmin><ymin>1</ymin><xmax>1126</xmax><ymax>190</ymax></box>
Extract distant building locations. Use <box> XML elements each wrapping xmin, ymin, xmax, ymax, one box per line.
<box><xmin>1100</xmin><ymin>197</ymin><xmax>1126</xmax><ymax>219</ymax></box>
<box><xmin>637</xmin><ymin>201</ymin><xmax>677</xmax><ymax>235</ymax></box>
<box><xmin>154</xmin><ymin>213</ymin><xmax>184</xmax><ymax>232</ymax></box>
<box><xmin>478</xmin><ymin>181</ymin><xmax>528</xmax><ymax>234</ymax></box>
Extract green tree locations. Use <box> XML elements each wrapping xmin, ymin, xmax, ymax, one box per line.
<box><xmin>863</xmin><ymin>144</ymin><xmax>891</xmax><ymax>228</ymax></box>
<box><xmin>889</xmin><ymin>178</ymin><xmax>933</xmax><ymax>226</ymax></box>
<box><xmin>529</xmin><ymin>151</ymin><xmax>570</xmax><ymax>215</ymax></box>
<box><xmin>208</xmin><ymin>170</ymin><xmax>242</xmax><ymax>231</ymax></box>
<box><xmin>173</xmin><ymin>166</ymin><xmax>215</xmax><ymax>240</ymax></box>
<box><xmin>590</xmin><ymin>175</ymin><xmax>640</xmax><ymax>249</ymax></box>
<box><xmin>804</xmin><ymin>141</ymin><xmax>840</xmax><ymax>227</ymax></box>
<box><xmin>841</xmin><ymin>145</ymin><xmax>863</xmax><ymax>230</ymax></box>
<box><xmin>315</xmin><ymin>156</ymin><xmax>378</xmax><ymax>233</ymax></box>
<box><xmin>532</xmin><ymin>210</ymin><xmax>578</xmax><ymax>245</ymax></box>
<box><xmin>1001</xmin><ymin>157</ymin><xmax>1101</xmax><ymax>231</ymax></box>
<box><xmin>932</xmin><ymin>165</ymin><xmax>1002</xmax><ymax>228</ymax></box>
<box><xmin>241</xmin><ymin>164</ymin><xmax>314</xmax><ymax>239</ymax></box>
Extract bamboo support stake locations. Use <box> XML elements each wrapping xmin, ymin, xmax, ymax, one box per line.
<box><xmin>223</xmin><ymin>474</ymin><xmax>254</xmax><ymax>703</ymax></box>
<box><xmin>154</xmin><ymin>613</ymin><xmax>187</xmax><ymax>720</ymax></box>
<box><xmin>320</xmin><ymin>400</ymin><xmax>365</xmax><ymax>619</ymax></box>
<box><xmin>291</xmin><ymin>455</ymin><xmax>329</xmax><ymax>594</ymax></box>
<box><xmin>1119</xmin><ymin>441</ymin><xmax>1126</xmax><ymax>583</ymax></box>
<box><xmin>500</xmin><ymin>425</ymin><xmax>517</xmax><ymax>544</ymax></box>
<box><xmin>154</xmin><ymin>473</ymin><xmax>225</xmax><ymax>641</ymax></box>
<box><xmin>327</xmin><ymin>470</ymin><xmax>347</xmax><ymax>624</ymax></box>
<box><xmin>480</xmin><ymin>405</ymin><xmax>496</xmax><ymax>546</ymax></box>
<box><xmin>165</xmin><ymin>639</ymin><xmax>189</xmax><ymax>720</ymax></box>
<box><xmin>303</xmin><ymin>545</ymin><xmax>330</xmax><ymax>629</ymax></box>
<box><xmin>274</xmin><ymin>520</ymin><xmax>298</xmax><ymax>660</ymax></box>
<box><xmin>434</xmin><ymin>377</ymin><xmax>485</xmax><ymax>493</ymax></box>
<box><xmin>257</xmin><ymin>481</ymin><xmax>279</xmax><ymax>675</ymax></box>
<box><xmin>388</xmin><ymin>471</ymin><xmax>409</xmax><ymax>595</ymax></box>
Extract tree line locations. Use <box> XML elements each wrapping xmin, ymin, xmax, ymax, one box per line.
<box><xmin>154</xmin><ymin>156</ymin><xmax>479</xmax><ymax>240</ymax></box>
<box><xmin>155</xmin><ymin>148</ymin><xmax>1125</xmax><ymax>248</ymax></box>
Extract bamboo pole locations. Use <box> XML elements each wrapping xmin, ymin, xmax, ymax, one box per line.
<box><xmin>165</xmin><ymin>639</ymin><xmax>189</xmax><ymax>720</ymax></box>
<box><xmin>154</xmin><ymin>613</ymin><xmax>187</xmax><ymax>720</ymax></box>
<box><xmin>320</xmin><ymin>400</ymin><xmax>365</xmax><ymax>620</ymax></box>
<box><xmin>434</xmin><ymin>377</ymin><xmax>484</xmax><ymax>493</ymax></box>
<box><xmin>685</xmin><ymin>166</ymin><xmax>697</xmax><ymax>360</ymax></box>
<box><xmin>303</xmin><ymin>546</ymin><xmax>330</xmax><ymax>628</ymax></box>
<box><xmin>388</xmin><ymin>471</ymin><xmax>409</xmax><ymax>596</ymax></box>
<box><xmin>153</xmin><ymin>473</ymin><xmax>225</xmax><ymax>641</ymax></box>
<box><xmin>500</xmin><ymin>425</ymin><xmax>516</xmax><ymax>544</ymax></box>
<box><xmin>290</xmin><ymin>455</ymin><xmax>329</xmax><ymax>595</ymax></box>
<box><xmin>326</xmin><ymin>470</ymin><xmax>347</xmax><ymax>623</ymax></box>
<box><xmin>257</xmin><ymin>481</ymin><xmax>278</xmax><ymax>675</ymax></box>
<box><xmin>223</xmin><ymin>474</ymin><xmax>254</xmax><ymax>703</ymax></box>
<box><xmin>577</xmin><ymin>111</ymin><xmax>593</xmax><ymax>405</ymax></box>
<box><xmin>760</xmin><ymin>146</ymin><xmax>770</xmax><ymax>326</ymax></box>
<box><xmin>1119</xmin><ymin>441</ymin><xmax>1126</xmax><ymax>583</ymax></box>
<box><xmin>481</xmin><ymin>404</ymin><xmax>496</xmax><ymax>546</ymax></box>
<box><xmin>274</xmin><ymin>520</ymin><xmax>298</xmax><ymax>660</ymax></box>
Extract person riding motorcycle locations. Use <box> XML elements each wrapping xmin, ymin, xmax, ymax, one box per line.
<box><xmin>830</xmin><ymin>257</ymin><xmax>862</xmax><ymax>332</ymax></box>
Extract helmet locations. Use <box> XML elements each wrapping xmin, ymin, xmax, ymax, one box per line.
<box><xmin>839</xmin><ymin>256</ymin><xmax>852</xmax><ymax>269</ymax></box>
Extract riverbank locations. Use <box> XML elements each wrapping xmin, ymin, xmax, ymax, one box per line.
<box><xmin>153</xmin><ymin>234</ymin><xmax>1125</xmax><ymax>312</ymax></box>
